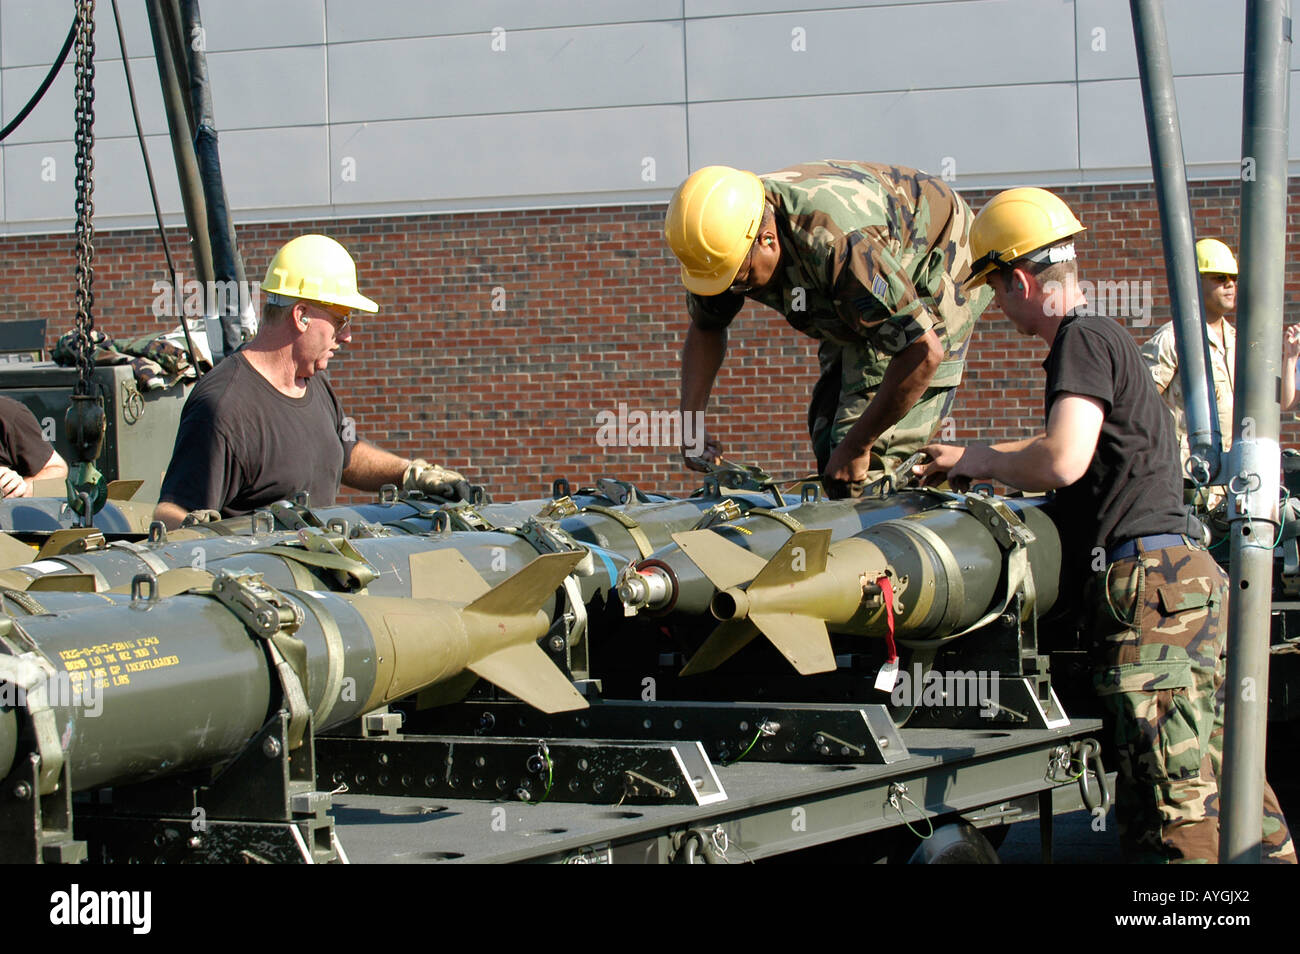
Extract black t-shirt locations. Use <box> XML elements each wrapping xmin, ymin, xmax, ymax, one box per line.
<box><xmin>0</xmin><ymin>396</ymin><xmax>54</xmax><ymax>476</ymax></box>
<box><xmin>158</xmin><ymin>352</ymin><xmax>357</xmax><ymax>517</ymax></box>
<box><xmin>1043</xmin><ymin>310</ymin><xmax>1186</xmax><ymax>559</ymax></box>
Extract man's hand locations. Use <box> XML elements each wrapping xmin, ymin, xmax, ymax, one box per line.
<box><xmin>0</xmin><ymin>466</ymin><xmax>31</xmax><ymax>499</ymax></box>
<box><xmin>680</xmin><ymin>322</ymin><xmax>727</xmax><ymax>473</ymax></box>
<box><xmin>180</xmin><ymin>509</ymin><xmax>223</xmax><ymax>526</ymax></box>
<box><xmin>818</xmin><ymin>331</ymin><xmax>944</xmax><ymax>498</ymax></box>
<box><xmin>152</xmin><ymin>500</ymin><xmax>190</xmax><ymax>530</ymax></box>
<box><xmin>683</xmin><ymin>431</ymin><xmax>723</xmax><ymax>473</ymax></box>
<box><xmin>403</xmin><ymin>459</ymin><xmax>474</xmax><ymax>501</ymax></box>
<box><xmin>916</xmin><ymin>442</ymin><xmax>993</xmax><ymax>492</ymax></box>
<box><xmin>822</xmin><ymin>442</ymin><xmax>872</xmax><ymax>499</ymax></box>
<box><xmin>1285</xmin><ymin>326</ymin><xmax>1300</xmax><ymax>411</ymax></box>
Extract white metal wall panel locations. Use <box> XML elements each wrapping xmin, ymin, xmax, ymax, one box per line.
<box><xmin>2</xmin><ymin>134</ymin><xmax>181</xmax><ymax>225</ymax></box>
<box><xmin>0</xmin><ymin>0</ymin><xmax>154</xmax><ymax>67</ymax></box>
<box><xmin>199</xmin><ymin>0</ymin><xmax>325</xmax><ymax>52</ymax></box>
<box><xmin>688</xmin><ymin>82</ymin><xmax>1079</xmax><ymax>183</ymax></box>
<box><xmin>219</xmin><ymin>126</ymin><xmax>331</xmax><ymax>212</ymax></box>
<box><xmin>0</xmin><ymin>1</ymin><xmax>1297</xmax><ymax>233</ymax></box>
<box><xmin>1</xmin><ymin>57</ymin><xmax>169</xmax><ymax>145</ymax></box>
<box><xmin>329</xmin><ymin>105</ymin><xmax>688</xmax><ymax>206</ymax></box>
<box><xmin>686</xmin><ymin>0</ymin><xmax>953</xmax><ymax>14</ymax></box>
<box><xmin>0</xmin><ymin>0</ymin><xmax>324</xmax><ymax>63</ymax></box>
<box><xmin>205</xmin><ymin>46</ymin><xmax>327</xmax><ymax>130</ymax></box>
<box><xmin>1078</xmin><ymin>74</ymin><xmax>1246</xmax><ymax>171</ymax></box>
<box><xmin>685</xmin><ymin>0</ymin><xmax>1075</xmax><ymax>101</ymax></box>
<box><xmin>1075</xmin><ymin>0</ymin><xmax>1297</xmax><ymax>81</ymax></box>
<box><xmin>327</xmin><ymin>21</ymin><xmax>684</xmax><ymax>124</ymax></box>
<box><xmin>324</xmin><ymin>0</ymin><xmax>684</xmax><ymax>43</ymax></box>
<box><xmin>3</xmin><ymin>141</ymin><xmax>74</xmax><ymax>223</ymax></box>
<box><xmin>83</xmin><ymin>134</ymin><xmax>183</xmax><ymax>219</ymax></box>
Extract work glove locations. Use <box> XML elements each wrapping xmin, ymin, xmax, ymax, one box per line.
<box><xmin>180</xmin><ymin>509</ymin><xmax>223</xmax><ymax>526</ymax></box>
<box><xmin>403</xmin><ymin>458</ymin><xmax>475</xmax><ymax>502</ymax></box>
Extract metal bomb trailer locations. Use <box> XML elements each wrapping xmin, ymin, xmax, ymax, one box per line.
<box><xmin>0</xmin><ymin>0</ymin><xmax>1291</xmax><ymax>864</ymax></box>
<box><xmin>0</xmin><ymin>477</ymin><xmax>1105</xmax><ymax>865</ymax></box>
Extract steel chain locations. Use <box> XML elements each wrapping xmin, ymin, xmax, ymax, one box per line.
<box><xmin>72</xmin><ymin>0</ymin><xmax>97</xmax><ymax>395</ymax></box>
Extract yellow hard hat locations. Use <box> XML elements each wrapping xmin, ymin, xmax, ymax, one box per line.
<box><xmin>966</xmin><ymin>188</ymin><xmax>1086</xmax><ymax>287</ymax></box>
<box><xmin>262</xmin><ymin>234</ymin><xmax>379</xmax><ymax>313</ymax></box>
<box><xmin>1196</xmin><ymin>238</ymin><xmax>1238</xmax><ymax>276</ymax></box>
<box><xmin>664</xmin><ymin>166</ymin><xmax>766</xmax><ymax>296</ymax></box>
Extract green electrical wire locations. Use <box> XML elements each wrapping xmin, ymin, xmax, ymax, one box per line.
<box><xmin>722</xmin><ymin>727</ymin><xmax>765</xmax><ymax>767</ymax></box>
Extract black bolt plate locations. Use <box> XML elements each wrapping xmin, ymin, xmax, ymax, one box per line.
<box><xmin>314</xmin><ymin>733</ymin><xmax>721</xmax><ymax>806</ymax></box>
<box><xmin>395</xmin><ymin>699</ymin><xmax>909</xmax><ymax>765</ymax></box>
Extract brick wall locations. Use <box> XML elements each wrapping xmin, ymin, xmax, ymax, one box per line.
<box><xmin>0</xmin><ymin>176</ymin><xmax>1295</xmax><ymax>502</ymax></box>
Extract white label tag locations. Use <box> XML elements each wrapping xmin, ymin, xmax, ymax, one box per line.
<box><xmin>17</xmin><ymin>560</ymin><xmax>70</xmax><ymax>574</ymax></box>
<box><xmin>874</xmin><ymin>659</ymin><xmax>900</xmax><ymax>693</ymax></box>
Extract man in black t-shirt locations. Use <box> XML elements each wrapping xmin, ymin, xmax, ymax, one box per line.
<box><xmin>916</xmin><ymin>188</ymin><xmax>1293</xmax><ymax>863</ymax></box>
<box><xmin>155</xmin><ymin>235</ymin><xmax>473</xmax><ymax>527</ymax></box>
<box><xmin>0</xmin><ymin>395</ymin><xmax>68</xmax><ymax>498</ymax></box>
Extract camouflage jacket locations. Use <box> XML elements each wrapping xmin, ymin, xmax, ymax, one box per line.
<box><xmin>53</xmin><ymin>329</ymin><xmax>208</xmax><ymax>392</ymax></box>
<box><xmin>688</xmin><ymin>160</ymin><xmax>990</xmax><ymax>391</ymax></box>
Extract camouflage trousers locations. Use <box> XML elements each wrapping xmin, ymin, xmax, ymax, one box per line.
<box><xmin>1092</xmin><ymin>541</ymin><xmax>1296</xmax><ymax>863</ymax></box>
<box><xmin>808</xmin><ymin>351</ymin><xmax>956</xmax><ymax>476</ymax></box>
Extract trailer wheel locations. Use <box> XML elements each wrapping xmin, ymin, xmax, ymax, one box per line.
<box><xmin>907</xmin><ymin>821</ymin><xmax>1000</xmax><ymax>864</ymax></box>
<box><xmin>980</xmin><ymin>823</ymin><xmax>1010</xmax><ymax>850</ymax></box>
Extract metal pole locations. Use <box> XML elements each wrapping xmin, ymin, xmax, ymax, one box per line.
<box><xmin>145</xmin><ymin>0</ymin><xmax>214</xmax><ymax>290</ymax></box>
<box><xmin>1130</xmin><ymin>0</ymin><xmax>1223</xmax><ymax>485</ymax></box>
<box><xmin>180</xmin><ymin>0</ymin><xmax>251</xmax><ymax>355</ymax></box>
<box><xmin>1221</xmin><ymin>0</ymin><xmax>1290</xmax><ymax>864</ymax></box>
<box><xmin>109</xmin><ymin>0</ymin><xmax>201</xmax><ymax>375</ymax></box>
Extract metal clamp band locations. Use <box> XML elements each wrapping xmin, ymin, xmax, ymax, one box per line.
<box><xmin>939</xmin><ymin>498</ymin><xmax>1038</xmax><ymax>641</ymax></box>
<box><xmin>581</xmin><ymin>506</ymin><xmax>655</xmax><ymax>560</ymax></box>
<box><xmin>561</xmin><ymin>574</ymin><xmax>588</xmax><ymax>649</ymax></box>
<box><xmin>44</xmin><ymin>554</ymin><xmax>109</xmax><ymax>593</ymax></box>
<box><xmin>0</xmin><ymin>630</ymin><xmax>64</xmax><ymax>796</ymax></box>
<box><xmin>962</xmin><ymin>494</ymin><xmax>1037</xmax><ymax>549</ymax></box>
<box><xmin>250</xmin><ymin>530</ymin><xmax>378</xmax><ymax>591</ymax></box>
<box><xmin>209</xmin><ymin>571</ymin><xmax>312</xmax><ymax>750</ymax></box>
<box><xmin>249</xmin><ymin>545</ymin><xmax>377</xmax><ymax>590</ymax></box>
<box><xmin>743</xmin><ymin>507</ymin><xmax>807</xmax><ymax>533</ymax></box>
<box><xmin>1227</xmin><ymin>438</ymin><xmax>1282</xmax><ymax>526</ymax></box>
<box><xmin>292</xmin><ymin>591</ymin><xmax>347</xmax><ymax>729</ymax></box>
<box><xmin>889</xmin><ymin>520</ymin><xmax>966</xmax><ymax>637</ymax></box>
<box><xmin>107</xmin><ymin>539</ymin><xmax>172</xmax><ymax>577</ymax></box>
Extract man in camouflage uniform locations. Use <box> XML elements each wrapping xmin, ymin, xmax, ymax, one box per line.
<box><xmin>1097</xmin><ymin>542</ymin><xmax>1291</xmax><ymax>860</ymax></box>
<box><xmin>664</xmin><ymin>161</ymin><xmax>991</xmax><ymax>497</ymax></box>
<box><xmin>918</xmin><ymin>188</ymin><xmax>1293</xmax><ymax>862</ymax></box>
